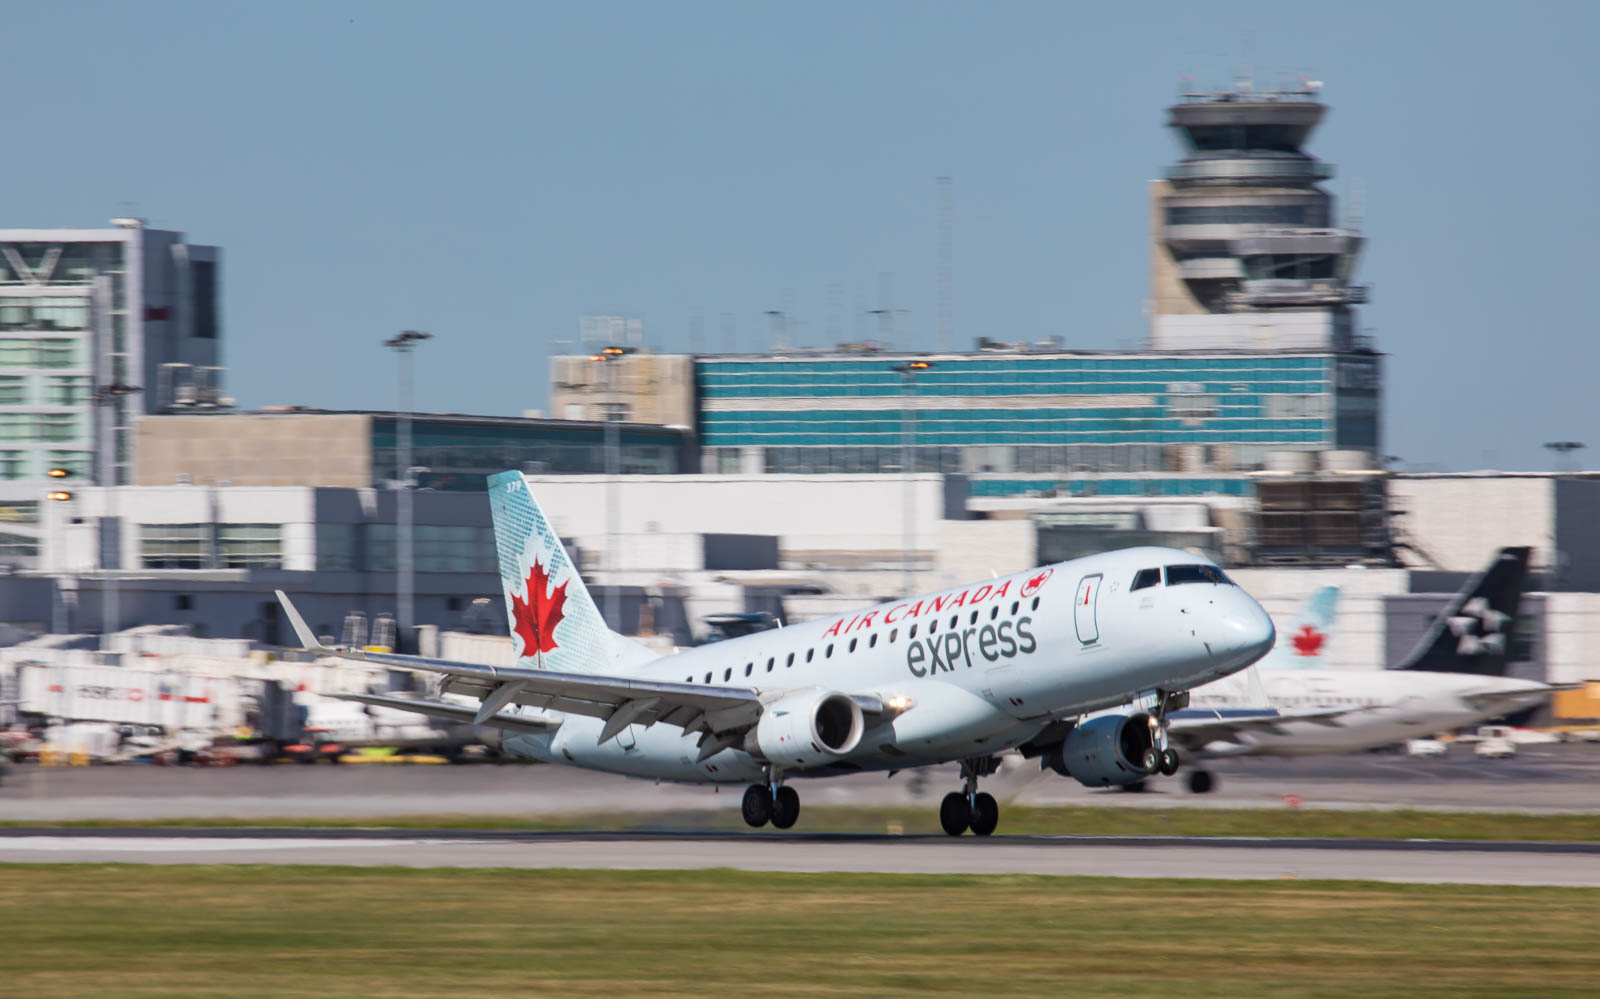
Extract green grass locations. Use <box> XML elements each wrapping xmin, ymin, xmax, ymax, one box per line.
<box><xmin>7</xmin><ymin>804</ymin><xmax>1600</xmax><ymax>841</ymax></box>
<box><xmin>2</xmin><ymin>865</ymin><xmax>1598</xmax><ymax>997</ymax></box>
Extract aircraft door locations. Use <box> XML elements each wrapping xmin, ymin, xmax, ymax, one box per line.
<box><xmin>1074</xmin><ymin>573</ymin><xmax>1102</xmax><ymax>645</ymax></box>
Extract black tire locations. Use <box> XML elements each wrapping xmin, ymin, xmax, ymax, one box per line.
<box><xmin>1187</xmin><ymin>769</ymin><xmax>1215</xmax><ymax>794</ymax></box>
<box><xmin>770</xmin><ymin>786</ymin><xmax>800</xmax><ymax>829</ymax></box>
<box><xmin>939</xmin><ymin>791</ymin><xmax>971</xmax><ymax>837</ymax></box>
<box><xmin>1160</xmin><ymin>748</ymin><xmax>1180</xmax><ymax>777</ymax></box>
<box><xmin>969</xmin><ymin>792</ymin><xmax>999</xmax><ymax>837</ymax></box>
<box><xmin>741</xmin><ymin>784</ymin><xmax>772</xmax><ymax>828</ymax></box>
<box><xmin>1141</xmin><ymin>747</ymin><xmax>1160</xmax><ymax>773</ymax></box>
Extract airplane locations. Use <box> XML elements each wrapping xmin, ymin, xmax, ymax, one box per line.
<box><xmin>276</xmin><ymin>470</ymin><xmax>1276</xmax><ymax>836</ymax></box>
<box><xmin>1105</xmin><ymin>547</ymin><xmax>1562</xmax><ymax>793</ymax></box>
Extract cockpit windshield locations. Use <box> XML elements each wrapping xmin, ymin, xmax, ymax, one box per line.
<box><xmin>1165</xmin><ymin>564</ymin><xmax>1232</xmax><ymax>586</ymax></box>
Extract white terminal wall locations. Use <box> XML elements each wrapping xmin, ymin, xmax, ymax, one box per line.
<box><xmin>46</xmin><ymin>487</ymin><xmax>319</xmax><ymax>572</ymax></box>
<box><xmin>1388</xmin><ymin>477</ymin><xmax>1555</xmax><ymax>573</ymax></box>
<box><xmin>1231</xmin><ymin>567</ymin><xmax>1409</xmax><ymax>673</ymax></box>
<box><xmin>523</xmin><ymin>474</ymin><xmax>947</xmax><ymax>555</ymax></box>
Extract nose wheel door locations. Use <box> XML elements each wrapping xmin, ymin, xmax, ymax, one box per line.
<box><xmin>1074</xmin><ymin>573</ymin><xmax>1102</xmax><ymax>645</ymax></box>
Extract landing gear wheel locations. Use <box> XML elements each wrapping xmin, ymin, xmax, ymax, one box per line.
<box><xmin>1159</xmin><ymin>748</ymin><xmax>1180</xmax><ymax>777</ymax></box>
<box><xmin>741</xmin><ymin>784</ymin><xmax>772</xmax><ymax>828</ymax></box>
<box><xmin>939</xmin><ymin>791</ymin><xmax>972</xmax><ymax>837</ymax></box>
<box><xmin>1142</xmin><ymin>746</ymin><xmax>1161</xmax><ymax>773</ymax></box>
<box><xmin>770</xmin><ymin>785</ymin><xmax>800</xmax><ymax>829</ymax></box>
<box><xmin>969</xmin><ymin>792</ymin><xmax>999</xmax><ymax>836</ymax></box>
<box><xmin>1187</xmin><ymin>769</ymin><xmax>1216</xmax><ymax>794</ymax></box>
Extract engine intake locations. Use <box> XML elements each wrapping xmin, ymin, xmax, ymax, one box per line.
<box><xmin>1043</xmin><ymin>712</ymin><xmax>1156</xmax><ymax>788</ymax></box>
<box><xmin>752</xmin><ymin>690</ymin><xmax>865</xmax><ymax>769</ymax></box>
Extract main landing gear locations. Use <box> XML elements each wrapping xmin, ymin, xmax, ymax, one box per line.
<box><xmin>940</xmin><ymin>757</ymin><xmax>1000</xmax><ymax>837</ymax></box>
<box><xmin>742</xmin><ymin>773</ymin><xmax>800</xmax><ymax>830</ymax></box>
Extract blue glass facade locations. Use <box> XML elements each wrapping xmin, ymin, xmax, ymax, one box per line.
<box><xmin>697</xmin><ymin>352</ymin><xmax>1378</xmax><ymax>485</ymax></box>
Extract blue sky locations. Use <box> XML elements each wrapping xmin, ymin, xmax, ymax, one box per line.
<box><xmin>6</xmin><ymin>1</ymin><xmax>1595</xmax><ymax>470</ymax></box>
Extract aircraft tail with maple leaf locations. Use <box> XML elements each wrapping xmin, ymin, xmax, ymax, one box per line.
<box><xmin>1271</xmin><ymin>584</ymin><xmax>1340</xmax><ymax>669</ymax></box>
<box><xmin>487</xmin><ymin>470</ymin><xmax>657</xmax><ymax>675</ymax></box>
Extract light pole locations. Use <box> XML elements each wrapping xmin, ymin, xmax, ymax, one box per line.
<box><xmin>384</xmin><ymin>330</ymin><xmax>431</xmax><ymax>653</ymax></box>
<box><xmin>93</xmin><ymin>381</ymin><xmax>140</xmax><ymax>645</ymax></box>
<box><xmin>1544</xmin><ymin>441</ymin><xmax>1585</xmax><ymax>474</ymax></box>
<box><xmin>46</xmin><ymin>468</ymin><xmax>72</xmax><ymax>634</ymax></box>
<box><xmin>591</xmin><ymin>345</ymin><xmax>630</xmax><ymax>631</ymax></box>
<box><xmin>890</xmin><ymin>360</ymin><xmax>934</xmax><ymax>597</ymax></box>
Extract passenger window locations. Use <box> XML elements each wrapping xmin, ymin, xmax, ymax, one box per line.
<box><xmin>928</xmin><ymin>620</ymin><xmax>938</xmax><ymax>634</ymax></box>
<box><xmin>826</xmin><ymin>644</ymin><xmax>834</xmax><ymax>658</ymax></box>
<box><xmin>1031</xmin><ymin>597</ymin><xmax>1039</xmax><ymax>610</ymax></box>
<box><xmin>1010</xmin><ymin>601</ymin><xmax>1018</xmax><ymax>615</ymax></box>
<box><xmin>910</xmin><ymin>623</ymin><xmax>918</xmax><ymax>638</ymax></box>
<box><xmin>948</xmin><ymin>615</ymin><xmax>957</xmax><ymax>630</ymax></box>
<box><xmin>1165</xmin><ymin>564</ymin><xmax>1231</xmax><ymax>586</ymax></box>
<box><xmin>889</xmin><ymin>628</ymin><xmax>897</xmax><ymax>642</ymax></box>
<box><xmin>969</xmin><ymin>610</ymin><xmax>978</xmax><ymax>625</ymax></box>
<box><xmin>786</xmin><ymin>652</ymin><xmax>794</xmax><ymax>667</ymax></box>
<box><xmin>990</xmin><ymin>606</ymin><xmax>998</xmax><ymax>620</ymax></box>
<box><xmin>765</xmin><ymin>658</ymin><xmax>773</xmax><ymax>673</ymax></box>
<box><xmin>685</xmin><ymin>676</ymin><xmax>692</xmax><ymax>683</ymax></box>
<box><xmin>869</xmin><ymin>633</ymin><xmax>878</xmax><ymax>648</ymax></box>
<box><xmin>704</xmin><ymin>672</ymin><xmax>711</xmax><ymax>683</ymax></box>
<box><xmin>745</xmin><ymin>662</ymin><xmax>753</xmax><ymax>676</ymax></box>
<box><xmin>723</xmin><ymin>668</ymin><xmax>732</xmax><ymax>681</ymax></box>
<box><xmin>848</xmin><ymin>638</ymin><xmax>857</xmax><ymax>653</ymax></box>
<box><xmin>1131</xmin><ymin>567</ymin><xmax>1161</xmax><ymax>591</ymax></box>
<box><xmin>806</xmin><ymin>649</ymin><xmax>814</xmax><ymax>663</ymax></box>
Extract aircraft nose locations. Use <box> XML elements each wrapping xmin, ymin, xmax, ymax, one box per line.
<box><xmin>1219</xmin><ymin>592</ymin><xmax>1276</xmax><ymax>665</ymax></box>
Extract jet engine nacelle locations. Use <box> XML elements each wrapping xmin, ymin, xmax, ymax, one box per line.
<box><xmin>1043</xmin><ymin>712</ymin><xmax>1156</xmax><ymax>788</ymax></box>
<box><xmin>751</xmin><ymin>689</ymin><xmax>864</xmax><ymax>769</ymax></box>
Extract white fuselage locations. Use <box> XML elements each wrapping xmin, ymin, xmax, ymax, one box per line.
<box><xmin>498</xmin><ymin>546</ymin><xmax>1275</xmax><ymax>783</ymax></box>
<box><xmin>1183</xmin><ymin>668</ymin><xmax>1553</xmax><ymax>757</ymax></box>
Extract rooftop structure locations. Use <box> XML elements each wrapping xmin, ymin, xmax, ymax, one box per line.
<box><xmin>134</xmin><ymin>409</ymin><xmax>695</xmax><ymax>492</ymax></box>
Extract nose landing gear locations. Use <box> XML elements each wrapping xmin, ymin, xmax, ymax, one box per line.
<box><xmin>940</xmin><ymin>757</ymin><xmax>1001</xmax><ymax>837</ymax></box>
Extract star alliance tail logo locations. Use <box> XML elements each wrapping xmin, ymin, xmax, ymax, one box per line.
<box><xmin>1448</xmin><ymin>596</ymin><xmax>1510</xmax><ymax>657</ymax></box>
<box><xmin>510</xmin><ymin>556</ymin><xmax>568</xmax><ymax>658</ymax></box>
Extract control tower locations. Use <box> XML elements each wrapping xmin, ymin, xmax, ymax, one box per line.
<box><xmin>1148</xmin><ymin>82</ymin><xmax>1367</xmax><ymax>350</ymax></box>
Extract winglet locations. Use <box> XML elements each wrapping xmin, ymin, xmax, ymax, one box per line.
<box><xmin>275</xmin><ymin>590</ymin><xmax>328</xmax><ymax>651</ymax></box>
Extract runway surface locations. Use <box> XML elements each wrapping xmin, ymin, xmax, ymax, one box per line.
<box><xmin>3</xmin><ymin>827</ymin><xmax>1598</xmax><ymax>886</ymax></box>
<box><xmin>5</xmin><ymin>742</ymin><xmax>1600</xmax><ymax>821</ymax></box>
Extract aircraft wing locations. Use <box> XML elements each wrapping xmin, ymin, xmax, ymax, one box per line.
<box><xmin>326</xmin><ymin>692</ymin><xmax>560</xmax><ymax>736</ymax></box>
<box><xmin>1458</xmin><ymin>682</ymin><xmax>1580</xmax><ymax>714</ymax></box>
<box><xmin>1166</xmin><ymin>707</ymin><xmax>1364</xmax><ymax>749</ymax></box>
<box><xmin>277</xmin><ymin>591</ymin><xmax>887</xmax><ymax>761</ymax></box>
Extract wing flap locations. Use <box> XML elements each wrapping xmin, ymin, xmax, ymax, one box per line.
<box><xmin>328</xmin><ymin>692</ymin><xmax>559</xmax><ymax>736</ymax></box>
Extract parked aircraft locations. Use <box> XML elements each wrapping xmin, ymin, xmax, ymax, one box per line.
<box><xmin>1102</xmin><ymin>548</ymin><xmax>1561</xmax><ymax>793</ymax></box>
<box><xmin>278</xmin><ymin>470</ymin><xmax>1275</xmax><ymax>835</ymax></box>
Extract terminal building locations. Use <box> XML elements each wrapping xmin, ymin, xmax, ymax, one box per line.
<box><xmin>0</xmin><ymin>220</ymin><xmax>223</xmax><ymax>560</ymax></box>
<box><xmin>551</xmin><ymin>83</ymin><xmax>1379</xmax><ymax>495</ymax></box>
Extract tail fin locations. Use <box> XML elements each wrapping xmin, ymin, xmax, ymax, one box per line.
<box><xmin>487</xmin><ymin>470</ymin><xmax>648</xmax><ymax>674</ymax></box>
<box><xmin>1394</xmin><ymin>546</ymin><xmax>1531</xmax><ymax>676</ymax></box>
<box><xmin>1271</xmin><ymin>585</ymin><xmax>1340</xmax><ymax>669</ymax></box>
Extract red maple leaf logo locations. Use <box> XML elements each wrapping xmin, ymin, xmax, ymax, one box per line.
<box><xmin>510</xmin><ymin>557</ymin><xmax>568</xmax><ymax>658</ymax></box>
<box><xmin>1291</xmin><ymin>624</ymin><xmax>1325</xmax><ymax>657</ymax></box>
<box><xmin>1021</xmin><ymin>567</ymin><xmax>1053</xmax><ymax>597</ymax></box>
